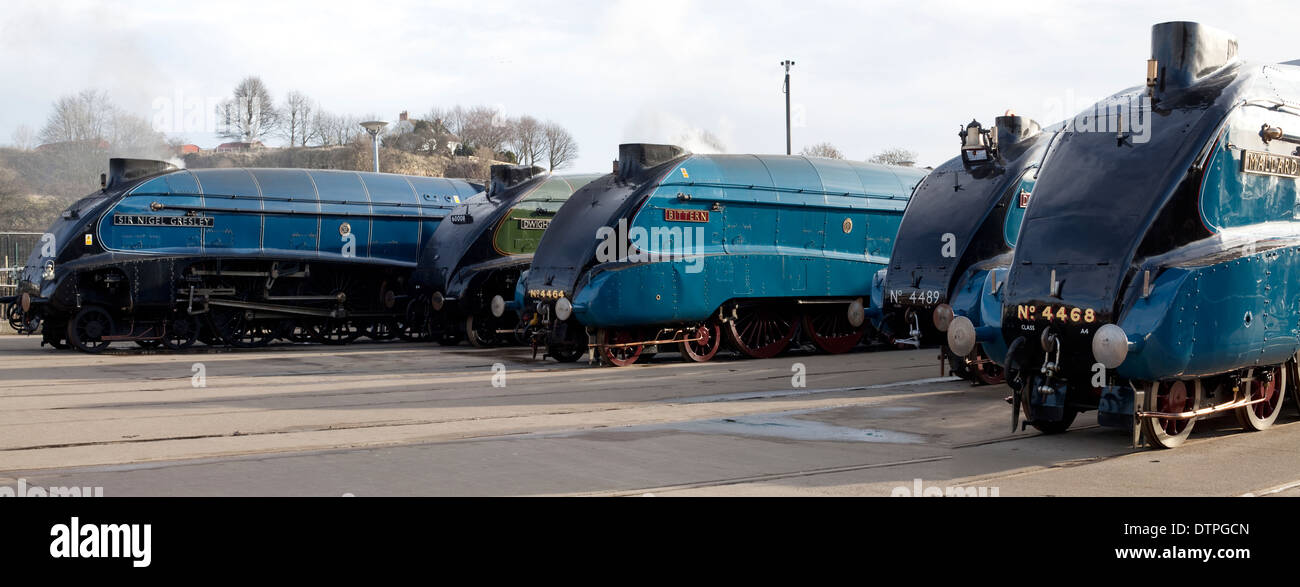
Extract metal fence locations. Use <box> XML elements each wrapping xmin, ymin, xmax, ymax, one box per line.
<box><xmin>0</xmin><ymin>232</ymin><xmax>42</xmax><ymax>294</ymax></box>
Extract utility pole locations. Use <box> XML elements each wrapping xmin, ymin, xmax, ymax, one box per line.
<box><xmin>781</xmin><ymin>60</ymin><xmax>795</xmax><ymax>155</ymax></box>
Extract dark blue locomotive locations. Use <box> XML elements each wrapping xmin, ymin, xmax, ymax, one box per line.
<box><xmin>959</xmin><ymin>22</ymin><xmax>1300</xmax><ymax>447</ymax></box>
<box><xmin>523</xmin><ymin>143</ymin><xmax>928</xmax><ymax>365</ymax></box>
<box><xmin>413</xmin><ymin>164</ymin><xmax>599</xmax><ymax>346</ymax></box>
<box><xmin>875</xmin><ymin>114</ymin><xmax>1055</xmax><ymax>385</ymax></box>
<box><xmin>7</xmin><ymin>158</ymin><xmax>481</xmax><ymax>352</ymax></box>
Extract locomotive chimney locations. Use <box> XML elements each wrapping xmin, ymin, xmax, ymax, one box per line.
<box><xmin>489</xmin><ymin>164</ymin><xmax>543</xmax><ymax>198</ymax></box>
<box><xmin>1149</xmin><ymin>21</ymin><xmax>1238</xmax><ymax>99</ymax></box>
<box><xmin>106</xmin><ymin>158</ymin><xmax>179</xmax><ymax>190</ymax></box>
<box><xmin>994</xmin><ymin>115</ymin><xmax>1041</xmax><ymax>147</ymax></box>
<box><xmin>616</xmin><ymin>143</ymin><xmax>689</xmax><ymax>183</ymax></box>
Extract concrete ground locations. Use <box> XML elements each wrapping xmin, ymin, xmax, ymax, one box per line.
<box><xmin>0</xmin><ymin>335</ymin><xmax>1296</xmax><ymax>496</ymax></box>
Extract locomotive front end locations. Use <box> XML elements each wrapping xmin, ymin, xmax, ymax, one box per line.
<box><xmin>12</xmin><ymin>158</ymin><xmax>179</xmax><ymax>347</ymax></box>
<box><xmin>416</xmin><ymin>165</ymin><xmax>598</xmax><ymax>347</ymax></box>
<box><xmin>880</xmin><ymin>114</ymin><xmax>1052</xmax><ymax>385</ymax></box>
<box><xmin>522</xmin><ymin>143</ymin><xmax>689</xmax><ymax>362</ymax></box>
<box><xmin>997</xmin><ymin>21</ymin><xmax>1300</xmax><ymax>446</ymax></box>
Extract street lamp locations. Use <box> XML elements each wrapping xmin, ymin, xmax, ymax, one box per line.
<box><xmin>360</xmin><ymin>120</ymin><xmax>388</xmax><ymax>172</ymax></box>
<box><xmin>780</xmin><ymin>60</ymin><xmax>795</xmax><ymax>155</ymax></box>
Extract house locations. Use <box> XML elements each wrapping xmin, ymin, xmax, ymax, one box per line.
<box><xmin>392</xmin><ymin>111</ymin><xmax>415</xmax><ymax>135</ymax></box>
<box><xmin>390</xmin><ymin>110</ymin><xmax>461</xmax><ymax>154</ymax></box>
<box><xmin>215</xmin><ymin>141</ymin><xmax>264</xmax><ymax>153</ymax></box>
<box><xmin>443</xmin><ymin>135</ymin><xmax>462</xmax><ymax>154</ymax></box>
<box><xmin>177</xmin><ymin>144</ymin><xmax>200</xmax><ymax>155</ymax></box>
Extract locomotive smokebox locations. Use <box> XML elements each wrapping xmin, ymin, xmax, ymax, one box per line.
<box><xmin>1150</xmin><ymin>21</ymin><xmax>1238</xmax><ymax>98</ymax></box>
<box><xmin>616</xmin><ymin>143</ymin><xmax>689</xmax><ymax>182</ymax></box>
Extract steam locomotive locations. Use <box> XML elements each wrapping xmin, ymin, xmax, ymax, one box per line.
<box><xmin>413</xmin><ymin>164</ymin><xmax>599</xmax><ymax>346</ymax></box>
<box><xmin>876</xmin><ymin>114</ymin><xmax>1055</xmax><ymax>385</ymax></box>
<box><xmin>523</xmin><ymin>143</ymin><xmax>928</xmax><ymax>366</ymax></box>
<box><xmin>949</xmin><ymin>21</ymin><xmax>1300</xmax><ymax>447</ymax></box>
<box><xmin>6</xmin><ymin>158</ymin><xmax>482</xmax><ymax>352</ymax></box>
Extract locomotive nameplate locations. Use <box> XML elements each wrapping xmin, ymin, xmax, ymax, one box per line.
<box><xmin>518</xmin><ymin>218</ymin><xmax>550</xmax><ymax>230</ymax></box>
<box><xmin>1242</xmin><ymin>150</ymin><xmax>1300</xmax><ymax>178</ymax></box>
<box><xmin>449</xmin><ymin>214</ymin><xmax>473</xmax><ymax>224</ymax></box>
<box><xmin>527</xmin><ymin>289</ymin><xmax>566</xmax><ymax>300</ymax></box>
<box><xmin>664</xmin><ymin>208</ymin><xmax>709</xmax><ymax>223</ymax></box>
<box><xmin>113</xmin><ymin>214</ymin><xmax>213</xmax><ymax>228</ymax></box>
<box><xmin>888</xmin><ymin>288</ymin><xmax>944</xmax><ymax>307</ymax></box>
<box><xmin>1014</xmin><ymin>304</ymin><xmax>1097</xmax><ymax>324</ymax></box>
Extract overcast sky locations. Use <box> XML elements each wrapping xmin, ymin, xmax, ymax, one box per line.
<box><xmin>2</xmin><ymin>0</ymin><xmax>1298</xmax><ymax>172</ymax></box>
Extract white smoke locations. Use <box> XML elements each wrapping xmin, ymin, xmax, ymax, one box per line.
<box><xmin>623</xmin><ymin>110</ymin><xmax>730</xmax><ymax>154</ymax></box>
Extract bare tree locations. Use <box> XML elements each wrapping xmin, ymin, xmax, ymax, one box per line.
<box><xmin>542</xmin><ymin>121</ymin><xmax>578</xmax><ymax>171</ymax></box>
<box><xmin>509</xmin><ymin>116</ymin><xmax>544</xmax><ymax>166</ymax></box>
<box><xmin>310</xmin><ymin>110</ymin><xmax>337</xmax><ymax>146</ymax></box>
<box><xmin>459</xmin><ymin>105</ymin><xmax>511</xmax><ymax>153</ymax></box>
<box><xmin>427</xmin><ymin>105</ymin><xmax>469</xmax><ymax>140</ymax></box>
<box><xmin>10</xmin><ymin>125</ymin><xmax>35</xmax><ymax>150</ymax></box>
<box><xmin>801</xmin><ymin>142</ymin><xmax>844</xmax><ymax>159</ymax></box>
<box><xmin>217</xmin><ymin>76</ymin><xmax>280</xmax><ymax>142</ymax></box>
<box><xmin>38</xmin><ymin>90</ymin><xmax>116</xmax><ymax>144</ymax></box>
<box><xmin>308</xmin><ymin>111</ymin><xmax>361</xmax><ymax>147</ymax></box>
<box><xmin>339</xmin><ymin>114</ymin><xmax>364</xmax><ymax>145</ymax></box>
<box><xmin>868</xmin><ymin>148</ymin><xmax>918</xmax><ymax>166</ymax></box>
<box><xmin>34</xmin><ymin>89</ymin><xmax>167</xmax><ymax>158</ymax></box>
<box><xmin>280</xmin><ymin>91</ymin><xmax>314</xmax><ymax>147</ymax></box>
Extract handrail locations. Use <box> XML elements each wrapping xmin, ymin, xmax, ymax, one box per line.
<box><xmin>658</xmin><ymin>181</ymin><xmax>911</xmax><ymax>202</ymax></box>
<box><xmin>128</xmin><ymin>191</ymin><xmax>459</xmax><ymax>212</ymax></box>
<box><xmin>143</xmin><ymin>203</ymin><xmax>446</xmax><ymax>221</ymax></box>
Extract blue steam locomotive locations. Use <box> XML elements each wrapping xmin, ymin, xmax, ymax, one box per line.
<box><xmin>8</xmin><ymin>158</ymin><xmax>481</xmax><ymax>352</ymax></box>
<box><xmin>876</xmin><ymin>114</ymin><xmax>1055</xmax><ymax>385</ymax></box>
<box><xmin>950</xmin><ymin>21</ymin><xmax>1300</xmax><ymax>447</ymax></box>
<box><xmin>413</xmin><ymin>164</ymin><xmax>599</xmax><ymax>346</ymax></box>
<box><xmin>522</xmin><ymin>143</ymin><xmax>928</xmax><ymax>365</ymax></box>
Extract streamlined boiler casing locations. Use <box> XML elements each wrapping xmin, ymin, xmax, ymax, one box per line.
<box><xmin>523</xmin><ymin>143</ymin><xmax>927</xmax><ymax>366</ymax></box>
<box><xmin>9</xmin><ymin>158</ymin><xmax>481</xmax><ymax>352</ymax></box>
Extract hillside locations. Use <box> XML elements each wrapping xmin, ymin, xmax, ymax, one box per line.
<box><xmin>184</xmin><ymin>145</ymin><xmax>456</xmax><ymax>177</ymax></box>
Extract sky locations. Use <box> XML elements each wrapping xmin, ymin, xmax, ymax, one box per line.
<box><xmin>1</xmin><ymin>0</ymin><xmax>1299</xmax><ymax>172</ymax></box>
